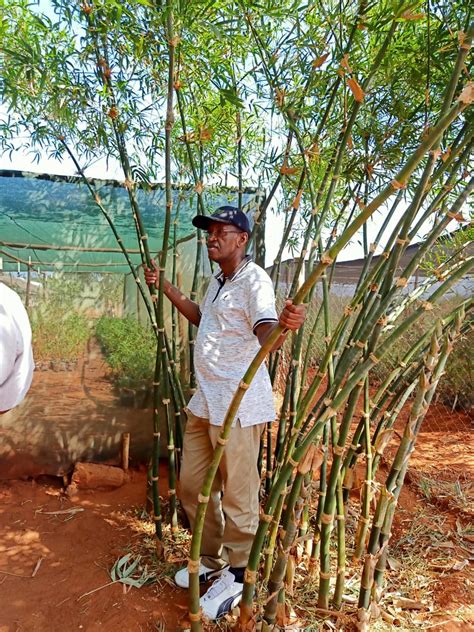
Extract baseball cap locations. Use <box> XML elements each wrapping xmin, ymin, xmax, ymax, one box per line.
<box><xmin>192</xmin><ymin>206</ymin><xmax>251</xmax><ymax>236</ymax></box>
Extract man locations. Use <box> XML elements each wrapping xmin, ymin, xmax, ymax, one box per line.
<box><xmin>145</xmin><ymin>206</ymin><xmax>305</xmax><ymax>620</ymax></box>
<box><xmin>0</xmin><ymin>282</ymin><xmax>34</xmax><ymax>414</ymax></box>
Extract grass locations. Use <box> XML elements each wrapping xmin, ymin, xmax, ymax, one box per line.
<box><xmin>411</xmin><ymin>472</ymin><xmax>474</xmax><ymax>515</ymax></box>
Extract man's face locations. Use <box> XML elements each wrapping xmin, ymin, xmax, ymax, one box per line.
<box><xmin>205</xmin><ymin>221</ymin><xmax>248</xmax><ymax>263</ymax></box>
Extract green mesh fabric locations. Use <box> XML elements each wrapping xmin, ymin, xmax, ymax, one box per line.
<box><xmin>0</xmin><ymin>170</ymin><xmax>262</xmax><ymax>273</ymax></box>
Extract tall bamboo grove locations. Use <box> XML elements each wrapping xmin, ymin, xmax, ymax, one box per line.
<box><xmin>2</xmin><ymin>1</ymin><xmax>473</xmax><ymax>629</ymax></box>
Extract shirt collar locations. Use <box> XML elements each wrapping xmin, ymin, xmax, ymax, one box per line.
<box><xmin>215</xmin><ymin>255</ymin><xmax>252</xmax><ymax>282</ymax></box>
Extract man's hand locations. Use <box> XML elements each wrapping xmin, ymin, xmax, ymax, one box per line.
<box><xmin>279</xmin><ymin>299</ymin><xmax>306</xmax><ymax>331</ymax></box>
<box><xmin>144</xmin><ymin>259</ymin><xmax>159</xmax><ymax>289</ymax></box>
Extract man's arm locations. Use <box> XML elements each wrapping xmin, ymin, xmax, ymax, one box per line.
<box><xmin>144</xmin><ymin>262</ymin><xmax>201</xmax><ymax>327</ymax></box>
<box><xmin>255</xmin><ymin>299</ymin><xmax>306</xmax><ymax>351</ymax></box>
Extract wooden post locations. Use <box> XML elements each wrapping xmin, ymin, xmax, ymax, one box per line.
<box><xmin>122</xmin><ymin>432</ymin><xmax>130</xmax><ymax>472</ymax></box>
<box><xmin>26</xmin><ymin>257</ymin><xmax>32</xmax><ymax>310</ymax></box>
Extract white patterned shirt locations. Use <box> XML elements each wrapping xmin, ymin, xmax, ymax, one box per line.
<box><xmin>188</xmin><ymin>256</ymin><xmax>278</xmax><ymax>427</ymax></box>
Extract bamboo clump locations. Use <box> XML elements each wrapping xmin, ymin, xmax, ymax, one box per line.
<box><xmin>2</xmin><ymin>2</ymin><xmax>473</xmax><ymax>630</ymax></box>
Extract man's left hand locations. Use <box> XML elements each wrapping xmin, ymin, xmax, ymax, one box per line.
<box><xmin>279</xmin><ymin>299</ymin><xmax>307</xmax><ymax>331</ymax></box>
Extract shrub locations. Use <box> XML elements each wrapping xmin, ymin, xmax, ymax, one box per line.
<box><xmin>95</xmin><ymin>316</ymin><xmax>156</xmax><ymax>389</ymax></box>
<box><xmin>31</xmin><ymin>309</ymin><xmax>90</xmax><ymax>361</ymax></box>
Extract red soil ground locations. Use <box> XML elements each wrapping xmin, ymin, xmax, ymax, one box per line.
<box><xmin>0</xmin><ymin>356</ymin><xmax>472</xmax><ymax>631</ymax></box>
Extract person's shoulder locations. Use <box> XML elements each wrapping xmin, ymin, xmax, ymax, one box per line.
<box><xmin>244</xmin><ymin>262</ymin><xmax>273</xmax><ymax>284</ymax></box>
<box><xmin>0</xmin><ymin>283</ymin><xmax>24</xmax><ymax>310</ymax></box>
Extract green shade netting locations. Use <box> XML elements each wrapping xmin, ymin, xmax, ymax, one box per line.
<box><xmin>0</xmin><ymin>170</ymin><xmax>262</xmax><ymax>273</ymax></box>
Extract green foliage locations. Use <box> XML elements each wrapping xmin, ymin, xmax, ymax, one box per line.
<box><xmin>32</xmin><ymin>308</ymin><xmax>90</xmax><ymax>361</ymax></box>
<box><xmin>95</xmin><ymin>316</ymin><xmax>156</xmax><ymax>388</ymax></box>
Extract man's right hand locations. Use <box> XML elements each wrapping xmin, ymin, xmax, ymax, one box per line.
<box><xmin>144</xmin><ymin>260</ymin><xmax>159</xmax><ymax>289</ymax></box>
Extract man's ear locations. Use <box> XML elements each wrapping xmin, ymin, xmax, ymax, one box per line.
<box><xmin>239</xmin><ymin>232</ymin><xmax>249</xmax><ymax>247</ymax></box>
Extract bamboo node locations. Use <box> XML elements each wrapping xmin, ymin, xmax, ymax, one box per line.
<box><xmin>369</xmin><ymin>243</ymin><xmax>376</xmax><ymax>253</ymax></box>
<box><xmin>154</xmin><ymin>514</ymin><xmax>162</xmax><ymax>521</ymax></box>
<box><xmin>327</xmin><ymin>407</ymin><xmax>337</xmax><ymax>418</ymax></box>
<box><xmin>166</xmin><ymin>444</ymin><xmax>174</xmax><ymax>450</ymax></box>
<box><xmin>323</xmin><ymin>398</ymin><xmax>333</xmax><ymax>407</ymax></box>
<box><xmin>151</xmin><ymin>476</ymin><xmax>159</xmax><ymax>481</ymax></box>
<box><xmin>317</xmin><ymin>370</ymin><xmax>326</xmax><ymax>378</ymax></box>
<box><xmin>153</xmin><ymin>381</ymin><xmax>160</xmax><ymax>386</ymax></box>
<box><xmin>187</xmin><ymin>558</ymin><xmax>201</xmax><ymax>573</ymax></box>
<box><xmin>333</xmin><ymin>445</ymin><xmax>344</xmax><ymax>456</ymax></box>
<box><xmin>359</xmin><ymin>516</ymin><xmax>371</xmax><ymax>525</ymax></box>
<box><xmin>162</xmin><ymin>399</ymin><xmax>171</xmax><ymax>405</ymax></box>
<box><xmin>369</xmin><ymin>353</ymin><xmax>380</xmax><ymax>364</ymax></box>
<box><xmin>153</xmin><ymin>432</ymin><xmax>160</xmax><ymax>438</ymax></box>
<box><xmin>421</xmin><ymin>301</ymin><xmax>434</xmax><ymax>311</ymax></box>
<box><xmin>344</xmin><ymin>305</ymin><xmax>353</xmax><ymax>316</ymax></box>
<box><xmin>288</xmin><ymin>456</ymin><xmax>298</xmax><ymax>468</ymax></box>
<box><xmin>217</xmin><ymin>436</ymin><xmax>229</xmax><ymax>446</ymax></box>
<box><xmin>377</xmin><ymin>316</ymin><xmax>388</xmax><ymax>326</ymax></box>
<box><xmin>321</xmin><ymin>512</ymin><xmax>333</xmax><ymax>525</ymax></box>
<box><xmin>290</xmin><ymin>427</ymin><xmax>299</xmax><ymax>436</ymax></box>
<box><xmin>198</xmin><ymin>494</ymin><xmax>210</xmax><ymax>504</ymax></box>
<box><xmin>447</xmin><ymin>210</ymin><xmax>466</xmax><ymax>222</ymax></box>
<box><xmin>188</xmin><ymin>611</ymin><xmax>202</xmax><ymax>623</ymax></box>
<box><xmin>321</xmin><ymin>253</ymin><xmax>334</xmax><ymax>265</ymax></box>
<box><xmin>336</xmin><ymin>514</ymin><xmax>345</xmax><ymax>521</ymax></box>
<box><xmin>141</xmin><ymin>234</ymin><xmax>149</xmax><ymax>241</ymax></box>
<box><xmin>350</xmin><ymin>443</ymin><xmax>360</xmax><ymax>451</ymax></box>
<box><xmin>157</xmin><ymin>327</ymin><xmax>165</xmax><ymax>333</ymax></box>
<box><xmin>396</xmin><ymin>277</ymin><xmax>408</xmax><ymax>288</ymax></box>
<box><xmin>391</xmin><ymin>179</ymin><xmax>406</xmax><ymax>190</ymax></box>
<box><xmin>324</xmin><ymin>335</ymin><xmax>332</xmax><ymax>344</ymax></box>
<box><xmin>337</xmin><ymin>566</ymin><xmax>346</xmax><ymax>575</ymax></box>
<box><xmin>396</xmin><ymin>238</ymin><xmax>409</xmax><ymax>246</ymax></box>
<box><xmin>319</xmin><ymin>570</ymin><xmax>332</xmax><ymax>579</ymax></box>
<box><xmin>279</xmin><ymin>529</ymin><xmax>287</xmax><ymax>541</ymax></box>
<box><xmin>261</xmin><ymin>513</ymin><xmax>273</xmax><ymax>523</ymax></box>
<box><xmin>382</xmin><ymin>251</ymin><xmax>390</xmax><ymax>259</ymax></box>
<box><xmin>239</xmin><ymin>380</ymin><xmax>250</xmax><ymax>390</ymax></box>
<box><xmin>244</xmin><ymin>569</ymin><xmax>258</xmax><ymax>584</ymax></box>
<box><xmin>168</xmin><ymin>488</ymin><xmax>176</xmax><ymax>496</ymax></box>
<box><xmin>399</xmin><ymin>360</ymin><xmax>407</xmax><ymax>368</ymax></box>
<box><xmin>356</xmin><ymin>340</ymin><xmax>365</xmax><ymax>349</ymax></box>
<box><xmin>292</xmin><ymin>359</ymin><xmax>300</xmax><ymax>367</ymax></box>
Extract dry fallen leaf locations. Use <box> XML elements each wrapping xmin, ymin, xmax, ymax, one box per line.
<box><xmin>452</xmin><ymin>559</ymin><xmax>469</xmax><ymax>571</ymax></box>
<box><xmin>393</xmin><ymin>597</ymin><xmax>426</xmax><ymax>610</ymax></box>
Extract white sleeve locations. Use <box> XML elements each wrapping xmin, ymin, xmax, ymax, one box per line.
<box><xmin>0</xmin><ymin>315</ymin><xmax>18</xmax><ymax>385</ymax></box>
<box><xmin>248</xmin><ymin>272</ymin><xmax>278</xmax><ymax>334</ymax></box>
<box><xmin>0</xmin><ymin>286</ymin><xmax>34</xmax><ymax>412</ymax></box>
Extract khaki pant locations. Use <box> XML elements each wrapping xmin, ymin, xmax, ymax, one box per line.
<box><xmin>180</xmin><ymin>410</ymin><xmax>265</xmax><ymax>569</ymax></box>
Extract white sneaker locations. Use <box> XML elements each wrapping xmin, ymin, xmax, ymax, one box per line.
<box><xmin>174</xmin><ymin>562</ymin><xmax>228</xmax><ymax>588</ymax></box>
<box><xmin>200</xmin><ymin>569</ymin><xmax>243</xmax><ymax>620</ymax></box>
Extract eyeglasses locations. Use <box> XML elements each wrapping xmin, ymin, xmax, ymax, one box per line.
<box><xmin>205</xmin><ymin>229</ymin><xmax>243</xmax><ymax>240</ymax></box>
